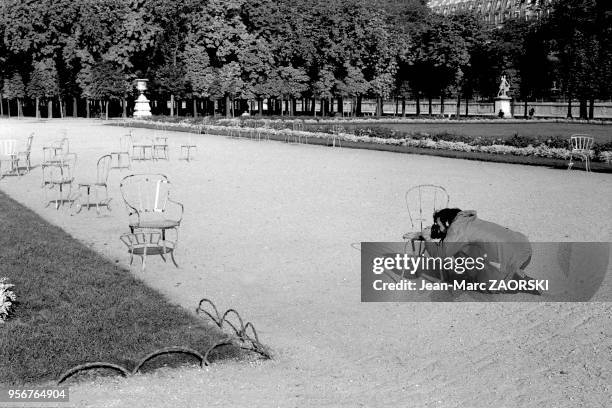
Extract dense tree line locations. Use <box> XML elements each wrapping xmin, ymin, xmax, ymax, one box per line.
<box><xmin>0</xmin><ymin>0</ymin><xmax>610</xmax><ymax>119</ymax></box>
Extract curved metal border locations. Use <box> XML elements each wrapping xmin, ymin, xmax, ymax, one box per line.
<box><xmin>132</xmin><ymin>346</ymin><xmax>205</xmax><ymax>374</ymax></box>
<box><xmin>58</xmin><ymin>362</ymin><xmax>130</xmax><ymax>384</ymax></box>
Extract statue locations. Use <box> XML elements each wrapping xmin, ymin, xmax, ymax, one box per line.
<box><xmin>497</xmin><ymin>75</ymin><xmax>510</xmax><ymax>97</ymax></box>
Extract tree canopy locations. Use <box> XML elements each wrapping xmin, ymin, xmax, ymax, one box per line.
<box><xmin>0</xmin><ymin>0</ymin><xmax>609</xmax><ymax>118</ymax></box>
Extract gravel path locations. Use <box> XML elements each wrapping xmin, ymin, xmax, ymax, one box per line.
<box><xmin>1</xmin><ymin>119</ymin><xmax>611</xmax><ymax>408</ymax></box>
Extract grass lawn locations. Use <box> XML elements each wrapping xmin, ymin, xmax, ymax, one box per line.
<box><xmin>0</xmin><ymin>190</ymin><xmax>230</xmax><ymax>386</ymax></box>
<box><xmin>341</xmin><ymin>121</ymin><xmax>612</xmax><ymax>144</ymax></box>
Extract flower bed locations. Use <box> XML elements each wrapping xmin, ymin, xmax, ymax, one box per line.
<box><xmin>119</xmin><ymin>118</ymin><xmax>612</xmax><ymax>171</ymax></box>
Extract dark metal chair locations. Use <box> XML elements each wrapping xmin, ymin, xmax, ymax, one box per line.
<box><xmin>119</xmin><ymin>174</ymin><xmax>184</xmax><ymax>268</ymax></box>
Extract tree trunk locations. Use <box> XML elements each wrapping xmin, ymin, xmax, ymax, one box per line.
<box><xmin>225</xmin><ymin>94</ymin><xmax>230</xmax><ymax>117</ymax></box>
<box><xmin>170</xmin><ymin>94</ymin><xmax>175</xmax><ymax>117</ymax></box>
<box><xmin>416</xmin><ymin>95</ymin><xmax>420</xmax><ymax>116</ymax></box>
<box><xmin>456</xmin><ymin>95</ymin><xmax>461</xmax><ymax>119</ymax></box>
<box><xmin>376</xmin><ymin>97</ymin><xmax>382</xmax><ymax>117</ymax></box>
<box><xmin>17</xmin><ymin>98</ymin><xmax>22</xmax><ymax>117</ymax></box>
<box><xmin>123</xmin><ymin>98</ymin><xmax>127</xmax><ymax>118</ymax></box>
<box><xmin>395</xmin><ymin>97</ymin><xmax>399</xmax><ymax>116</ymax></box>
<box><xmin>292</xmin><ymin>98</ymin><xmax>296</xmax><ymax>116</ymax></box>
<box><xmin>105</xmin><ymin>100</ymin><xmax>109</xmax><ymax>120</ymax></box>
<box><xmin>524</xmin><ymin>100</ymin><xmax>528</xmax><ymax>119</ymax></box>
<box><xmin>440</xmin><ymin>96</ymin><xmax>445</xmax><ymax>116</ymax></box>
<box><xmin>0</xmin><ymin>97</ymin><xmax>3</xmax><ymax>116</ymax></box>
<box><xmin>589</xmin><ymin>98</ymin><xmax>594</xmax><ymax>120</ymax></box>
<box><xmin>7</xmin><ymin>99</ymin><xmax>11</xmax><ymax>117</ymax></box>
<box><xmin>428</xmin><ymin>97</ymin><xmax>432</xmax><ymax>116</ymax></box>
<box><xmin>86</xmin><ymin>99</ymin><xmax>90</xmax><ymax>118</ymax></box>
<box><xmin>465</xmin><ymin>96</ymin><xmax>469</xmax><ymax>117</ymax></box>
<box><xmin>73</xmin><ymin>97</ymin><xmax>78</xmax><ymax>118</ymax></box>
<box><xmin>258</xmin><ymin>99</ymin><xmax>263</xmax><ymax>115</ymax></box>
<box><xmin>567</xmin><ymin>96</ymin><xmax>572</xmax><ymax>118</ymax></box>
<box><xmin>401</xmin><ymin>97</ymin><xmax>406</xmax><ymax>117</ymax></box>
<box><xmin>579</xmin><ymin>98</ymin><xmax>588</xmax><ymax>119</ymax></box>
<box><xmin>59</xmin><ymin>98</ymin><xmax>64</xmax><ymax>118</ymax></box>
<box><xmin>356</xmin><ymin>96</ymin><xmax>362</xmax><ymax>116</ymax></box>
<box><xmin>35</xmin><ymin>97</ymin><xmax>40</xmax><ymax>119</ymax></box>
<box><xmin>47</xmin><ymin>99</ymin><xmax>53</xmax><ymax>118</ymax></box>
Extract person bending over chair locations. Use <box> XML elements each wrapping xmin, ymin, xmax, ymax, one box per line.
<box><xmin>415</xmin><ymin>208</ymin><xmax>540</xmax><ymax>294</ymax></box>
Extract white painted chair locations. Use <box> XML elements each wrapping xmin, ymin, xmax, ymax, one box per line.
<box><xmin>0</xmin><ymin>139</ymin><xmax>18</xmax><ymax>178</ymax></box>
<box><xmin>568</xmin><ymin>134</ymin><xmax>595</xmax><ymax>172</ymax></box>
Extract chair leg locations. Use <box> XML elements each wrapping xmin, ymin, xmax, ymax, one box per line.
<box><xmin>170</xmin><ymin>251</ymin><xmax>179</xmax><ymax>268</ymax></box>
<box><xmin>105</xmin><ymin>185</ymin><xmax>111</xmax><ymax>212</ymax></box>
<box><xmin>94</xmin><ymin>186</ymin><xmax>100</xmax><ymax>214</ymax></box>
<box><xmin>586</xmin><ymin>156</ymin><xmax>591</xmax><ymax>172</ymax></box>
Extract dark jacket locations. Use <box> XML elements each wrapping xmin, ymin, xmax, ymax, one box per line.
<box><xmin>424</xmin><ymin>210</ymin><xmax>532</xmax><ymax>282</ymax></box>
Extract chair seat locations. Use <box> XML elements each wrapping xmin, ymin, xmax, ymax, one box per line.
<box><xmin>46</xmin><ymin>178</ymin><xmax>74</xmax><ymax>185</ymax></box>
<box><xmin>131</xmin><ymin>219</ymin><xmax>180</xmax><ymax>229</ymax></box>
<box><xmin>78</xmin><ymin>181</ymin><xmax>107</xmax><ymax>187</ymax></box>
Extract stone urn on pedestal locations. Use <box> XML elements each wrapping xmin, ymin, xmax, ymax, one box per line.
<box><xmin>494</xmin><ymin>75</ymin><xmax>512</xmax><ymax>118</ymax></box>
<box><xmin>133</xmin><ymin>79</ymin><xmax>152</xmax><ymax>117</ymax></box>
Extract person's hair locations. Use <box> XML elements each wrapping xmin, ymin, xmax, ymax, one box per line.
<box><xmin>433</xmin><ymin>208</ymin><xmax>462</xmax><ymax>228</ymax></box>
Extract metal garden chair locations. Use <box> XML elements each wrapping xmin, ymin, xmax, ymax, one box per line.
<box><xmin>41</xmin><ymin>152</ymin><xmax>77</xmax><ymax>209</ymax></box>
<box><xmin>16</xmin><ymin>133</ymin><xmax>34</xmax><ymax>175</ymax></box>
<box><xmin>568</xmin><ymin>134</ymin><xmax>595</xmax><ymax>172</ymax></box>
<box><xmin>42</xmin><ymin>137</ymin><xmax>69</xmax><ymax>166</ymax></box>
<box><xmin>0</xmin><ymin>139</ymin><xmax>18</xmax><ymax>178</ymax></box>
<box><xmin>403</xmin><ymin>184</ymin><xmax>450</xmax><ymax>282</ymax></box>
<box><xmin>75</xmin><ymin>154</ymin><xmax>113</xmax><ymax>214</ymax></box>
<box><xmin>110</xmin><ymin>133</ymin><xmax>132</xmax><ymax>170</ymax></box>
<box><xmin>153</xmin><ymin>136</ymin><xmax>169</xmax><ymax>160</ymax></box>
<box><xmin>180</xmin><ymin>131</ymin><xmax>197</xmax><ymax>161</ymax></box>
<box><xmin>119</xmin><ymin>174</ymin><xmax>184</xmax><ymax>268</ymax></box>
<box><xmin>131</xmin><ymin>134</ymin><xmax>154</xmax><ymax>161</ymax></box>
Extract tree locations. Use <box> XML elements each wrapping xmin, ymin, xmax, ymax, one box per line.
<box><xmin>3</xmin><ymin>73</ymin><xmax>25</xmax><ymax>117</ymax></box>
<box><xmin>546</xmin><ymin>0</ymin><xmax>600</xmax><ymax>118</ymax></box>
<box><xmin>77</xmin><ymin>62</ymin><xmax>131</xmax><ymax>119</ymax></box>
<box><xmin>336</xmin><ymin>64</ymin><xmax>369</xmax><ymax>116</ymax></box>
<box><xmin>182</xmin><ymin>43</ymin><xmax>215</xmax><ymax>116</ymax></box>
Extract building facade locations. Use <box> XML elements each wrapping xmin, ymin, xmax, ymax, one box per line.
<box><xmin>429</xmin><ymin>0</ymin><xmax>553</xmax><ymax>25</ymax></box>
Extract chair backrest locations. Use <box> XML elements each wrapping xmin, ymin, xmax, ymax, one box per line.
<box><xmin>570</xmin><ymin>134</ymin><xmax>594</xmax><ymax>151</ymax></box>
<box><xmin>24</xmin><ymin>133</ymin><xmax>34</xmax><ymax>152</ymax></box>
<box><xmin>96</xmin><ymin>155</ymin><xmax>112</xmax><ymax>184</ymax></box>
<box><xmin>120</xmin><ymin>174</ymin><xmax>172</xmax><ymax>215</ymax></box>
<box><xmin>120</xmin><ymin>133</ymin><xmax>133</xmax><ymax>152</ymax></box>
<box><xmin>0</xmin><ymin>139</ymin><xmax>17</xmax><ymax>156</ymax></box>
<box><xmin>55</xmin><ymin>137</ymin><xmax>69</xmax><ymax>153</ymax></box>
<box><xmin>405</xmin><ymin>184</ymin><xmax>450</xmax><ymax>232</ymax></box>
<box><xmin>43</xmin><ymin>152</ymin><xmax>77</xmax><ymax>183</ymax></box>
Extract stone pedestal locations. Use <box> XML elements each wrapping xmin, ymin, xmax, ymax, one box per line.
<box><xmin>494</xmin><ymin>95</ymin><xmax>512</xmax><ymax>118</ymax></box>
<box><xmin>133</xmin><ymin>79</ymin><xmax>152</xmax><ymax>118</ymax></box>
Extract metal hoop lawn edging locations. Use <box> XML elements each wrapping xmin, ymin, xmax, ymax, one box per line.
<box><xmin>57</xmin><ymin>362</ymin><xmax>130</xmax><ymax>384</ymax></box>
<box><xmin>58</xmin><ymin>299</ymin><xmax>271</xmax><ymax>384</ymax></box>
<box><xmin>132</xmin><ymin>346</ymin><xmax>205</xmax><ymax>374</ymax></box>
<box><xmin>196</xmin><ymin>298</ymin><xmax>271</xmax><ymax>360</ymax></box>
